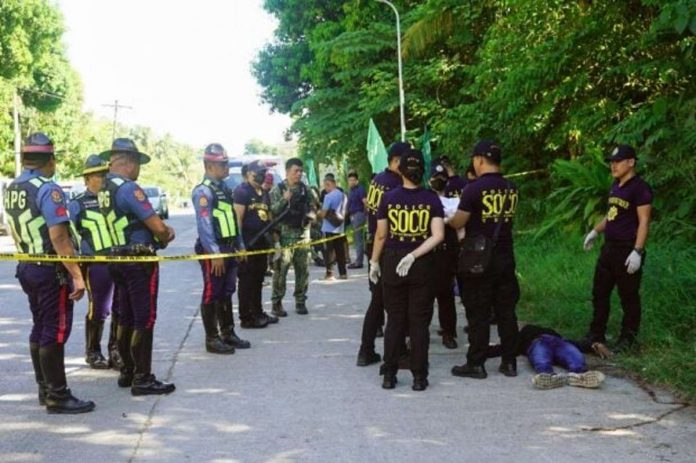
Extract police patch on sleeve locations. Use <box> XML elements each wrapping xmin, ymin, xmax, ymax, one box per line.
<box><xmin>134</xmin><ymin>188</ymin><xmax>146</xmax><ymax>202</ymax></box>
<box><xmin>51</xmin><ymin>189</ymin><xmax>63</xmax><ymax>203</ymax></box>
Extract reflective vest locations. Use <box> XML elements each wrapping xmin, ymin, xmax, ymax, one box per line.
<box><xmin>4</xmin><ymin>176</ymin><xmax>57</xmax><ymax>254</ymax></box>
<box><xmin>199</xmin><ymin>178</ymin><xmax>238</xmax><ymax>240</ymax></box>
<box><xmin>99</xmin><ymin>176</ymin><xmax>150</xmax><ymax>246</ymax></box>
<box><xmin>73</xmin><ymin>191</ymin><xmax>113</xmax><ymax>254</ymax></box>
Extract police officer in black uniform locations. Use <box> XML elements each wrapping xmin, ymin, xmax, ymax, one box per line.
<box><xmin>5</xmin><ymin>133</ymin><xmax>95</xmax><ymax>413</ymax></box>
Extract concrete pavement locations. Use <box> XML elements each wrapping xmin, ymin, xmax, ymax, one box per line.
<box><xmin>0</xmin><ymin>212</ymin><xmax>693</xmax><ymax>463</ymax></box>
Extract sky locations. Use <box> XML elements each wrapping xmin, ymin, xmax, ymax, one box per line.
<box><xmin>57</xmin><ymin>0</ymin><xmax>292</xmax><ymax>154</ymax></box>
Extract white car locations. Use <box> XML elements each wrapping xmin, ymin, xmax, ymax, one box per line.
<box><xmin>143</xmin><ymin>186</ymin><xmax>169</xmax><ymax>219</ymax></box>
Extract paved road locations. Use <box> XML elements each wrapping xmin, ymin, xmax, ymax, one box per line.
<box><xmin>0</xmin><ymin>212</ymin><xmax>693</xmax><ymax>463</ymax></box>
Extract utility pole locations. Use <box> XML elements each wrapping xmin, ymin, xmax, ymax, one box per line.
<box><xmin>376</xmin><ymin>0</ymin><xmax>406</xmax><ymax>142</ymax></box>
<box><xmin>13</xmin><ymin>89</ymin><xmax>21</xmax><ymax>177</ymax></box>
<box><xmin>102</xmin><ymin>100</ymin><xmax>132</xmax><ymax>140</ymax></box>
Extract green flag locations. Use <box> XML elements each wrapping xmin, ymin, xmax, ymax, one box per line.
<box><xmin>421</xmin><ymin>126</ymin><xmax>432</xmax><ymax>185</ymax></box>
<box><xmin>366</xmin><ymin>118</ymin><xmax>388</xmax><ymax>173</ymax></box>
<box><xmin>307</xmin><ymin>159</ymin><xmax>319</xmax><ymax>188</ymax></box>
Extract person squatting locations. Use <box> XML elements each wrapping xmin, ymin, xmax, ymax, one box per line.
<box><xmin>6</xmin><ymin>131</ymin><xmax>650</xmax><ymax>414</ymax></box>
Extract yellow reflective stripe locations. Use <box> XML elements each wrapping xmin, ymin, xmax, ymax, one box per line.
<box><xmin>106</xmin><ymin>211</ymin><xmax>128</xmax><ymax>246</ymax></box>
<box><xmin>84</xmin><ymin>210</ymin><xmax>113</xmax><ymax>251</ymax></box>
<box><xmin>213</xmin><ymin>202</ymin><xmax>236</xmax><ymax>238</ymax></box>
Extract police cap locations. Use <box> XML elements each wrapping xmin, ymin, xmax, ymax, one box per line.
<box><xmin>82</xmin><ymin>154</ymin><xmax>110</xmax><ymax>176</ymax></box>
<box><xmin>99</xmin><ymin>138</ymin><xmax>151</xmax><ymax>164</ymax></box>
<box><xmin>22</xmin><ymin>132</ymin><xmax>55</xmax><ymax>155</ymax></box>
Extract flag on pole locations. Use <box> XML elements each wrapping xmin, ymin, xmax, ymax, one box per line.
<box><xmin>306</xmin><ymin>159</ymin><xmax>319</xmax><ymax>188</ymax></box>
<box><xmin>367</xmin><ymin>118</ymin><xmax>388</xmax><ymax>173</ymax></box>
<box><xmin>421</xmin><ymin>126</ymin><xmax>432</xmax><ymax>185</ymax></box>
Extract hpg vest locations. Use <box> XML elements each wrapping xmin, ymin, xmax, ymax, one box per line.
<box><xmin>279</xmin><ymin>182</ymin><xmax>308</xmax><ymax>229</ymax></box>
<box><xmin>100</xmin><ymin>176</ymin><xmax>150</xmax><ymax>246</ymax></box>
<box><xmin>4</xmin><ymin>176</ymin><xmax>57</xmax><ymax>254</ymax></box>
<box><xmin>73</xmin><ymin>192</ymin><xmax>113</xmax><ymax>255</ymax></box>
<box><xmin>199</xmin><ymin>178</ymin><xmax>238</xmax><ymax>241</ymax></box>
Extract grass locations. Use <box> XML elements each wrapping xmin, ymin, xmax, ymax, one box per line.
<box><xmin>514</xmin><ymin>233</ymin><xmax>696</xmax><ymax>402</ymax></box>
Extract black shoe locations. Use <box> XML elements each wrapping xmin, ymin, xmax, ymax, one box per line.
<box><xmin>240</xmin><ymin>317</ymin><xmax>268</xmax><ymax>329</ymax></box>
<box><xmin>118</xmin><ymin>369</ymin><xmax>134</xmax><ymax>388</ymax></box>
<box><xmin>109</xmin><ymin>347</ymin><xmax>124</xmax><ymax>371</ymax></box>
<box><xmin>442</xmin><ymin>334</ymin><xmax>458</xmax><ymax>350</ymax></box>
<box><xmin>356</xmin><ymin>351</ymin><xmax>381</xmax><ymax>367</ymax></box>
<box><xmin>347</xmin><ymin>263</ymin><xmax>363</xmax><ymax>269</ymax></box>
<box><xmin>261</xmin><ymin>312</ymin><xmax>279</xmax><ymax>324</ymax></box>
<box><xmin>45</xmin><ymin>387</ymin><xmax>95</xmax><ymax>414</ymax></box>
<box><xmin>222</xmin><ymin>330</ymin><xmax>251</xmax><ymax>349</ymax></box>
<box><xmin>375</xmin><ymin>326</ymin><xmax>384</xmax><ymax>338</ymax></box>
<box><xmin>613</xmin><ymin>336</ymin><xmax>637</xmax><ymax>353</ymax></box>
<box><xmin>86</xmin><ymin>351</ymin><xmax>110</xmax><ymax>369</ymax></box>
<box><xmin>412</xmin><ymin>377</ymin><xmax>429</xmax><ymax>391</ymax></box>
<box><xmin>272</xmin><ymin>301</ymin><xmax>288</xmax><ymax>317</ymax></box>
<box><xmin>451</xmin><ymin>363</ymin><xmax>487</xmax><ymax>379</ymax></box>
<box><xmin>206</xmin><ymin>336</ymin><xmax>235</xmax><ymax>354</ymax></box>
<box><xmin>499</xmin><ymin>362</ymin><xmax>517</xmax><ymax>377</ymax></box>
<box><xmin>382</xmin><ymin>375</ymin><xmax>397</xmax><ymax>389</ymax></box>
<box><xmin>131</xmin><ymin>374</ymin><xmax>176</xmax><ymax>396</ymax></box>
<box><xmin>295</xmin><ymin>303</ymin><xmax>309</xmax><ymax>315</ymax></box>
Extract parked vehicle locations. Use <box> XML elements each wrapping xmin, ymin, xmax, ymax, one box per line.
<box><xmin>143</xmin><ymin>186</ymin><xmax>169</xmax><ymax>219</ymax></box>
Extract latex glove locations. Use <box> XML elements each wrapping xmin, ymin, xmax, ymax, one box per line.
<box><xmin>396</xmin><ymin>253</ymin><xmax>416</xmax><ymax>277</ymax></box>
<box><xmin>625</xmin><ymin>250</ymin><xmax>642</xmax><ymax>274</ymax></box>
<box><xmin>369</xmin><ymin>261</ymin><xmax>381</xmax><ymax>285</ymax></box>
<box><xmin>583</xmin><ymin>230</ymin><xmax>598</xmax><ymax>251</ymax></box>
<box><xmin>272</xmin><ymin>242</ymin><xmax>282</xmax><ymax>263</ymax></box>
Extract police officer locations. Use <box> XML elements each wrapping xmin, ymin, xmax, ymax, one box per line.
<box><xmin>99</xmin><ymin>138</ymin><xmax>175</xmax><ymax>395</ymax></box>
<box><xmin>269</xmin><ymin>158</ymin><xmax>317</xmax><ymax>316</ymax></box>
<box><xmin>436</xmin><ymin>155</ymin><xmax>468</xmax><ymax>199</ymax></box>
<box><xmin>234</xmin><ymin>160</ymin><xmax>275</xmax><ymax>328</ymax></box>
<box><xmin>192</xmin><ymin>143</ymin><xmax>250</xmax><ymax>353</ymax></box>
<box><xmin>428</xmin><ymin>163</ymin><xmax>459</xmax><ymax>349</ymax></box>
<box><xmin>69</xmin><ymin>155</ymin><xmax>115</xmax><ymax>369</ymax></box>
<box><xmin>450</xmin><ymin>140</ymin><xmax>520</xmax><ymax>379</ymax></box>
<box><xmin>5</xmin><ymin>133</ymin><xmax>94</xmax><ymax>413</ymax></box>
<box><xmin>582</xmin><ymin>145</ymin><xmax>652</xmax><ymax>351</ymax></box>
<box><xmin>356</xmin><ymin>142</ymin><xmax>407</xmax><ymax>367</ymax></box>
<box><xmin>369</xmin><ymin>149</ymin><xmax>445</xmax><ymax>391</ymax></box>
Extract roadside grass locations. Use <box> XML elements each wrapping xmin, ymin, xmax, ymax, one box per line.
<box><xmin>514</xmin><ymin>234</ymin><xmax>696</xmax><ymax>401</ymax></box>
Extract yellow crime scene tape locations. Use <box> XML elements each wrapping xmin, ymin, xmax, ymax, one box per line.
<box><xmin>0</xmin><ymin>231</ymin><xmax>352</xmax><ymax>264</ymax></box>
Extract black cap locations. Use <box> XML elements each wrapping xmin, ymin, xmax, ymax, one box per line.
<box><xmin>401</xmin><ymin>149</ymin><xmax>424</xmax><ymax>171</ymax></box>
<box><xmin>471</xmin><ymin>139</ymin><xmax>502</xmax><ymax>163</ymax></box>
<box><xmin>430</xmin><ymin>162</ymin><xmax>448</xmax><ymax>179</ymax></box>
<box><xmin>99</xmin><ymin>138</ymin><xmax>151</xmax><ymax>164</ymax></box>
<box><xmin>388</xmin><ymin>141</ymin><xmax>411</xmax><ymax>161</ymax></box>
<box><xmin>246</xmin><ymin>160</ymin><xmax>267</xmax><ymax>175</ymax></box>
<box><xmin>22</xmin><ymin>132</ymin><xmax>55</xmax><ymax>155</ymax></box>
<box><xmin>605</xmin><ymin>144</ymin><xmax>637</xmax><ymax>162</ymax></box>
<box><xmin>82</xmin><ymin>154</ymin><xmax>110</xmax><ymax>176</ymax></box>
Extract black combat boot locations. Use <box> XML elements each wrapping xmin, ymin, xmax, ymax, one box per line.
<box><xmin>108</xmin><ymin>312</ymin><xmax>123</xmax><ymax>370</ymax></box>
<box><xmin>295</xmin><ymin>302</ymin><xmax>308</xmax><ymax>315</ymax></box>
<box><xmin>201</xmin><ymin>303</ymin><xmax>235</xmax><ymax>354</ymax></box>
<box><xmin>117</xmin><ymin>324</ymin><xmax>135</xmax><ymax>387</ymax></box>
<box><xmin>271</xmin><ymin>301</ymin><xmax>287</xmax><ymax>317</ymax></box>
<box><xmin>130</xmin><ymin>328</ymin><xmax>175</xmax><ymax>396</ymax></box>
<box><xmin>85</xmin><ymin>317</ymin><xmax>109</xmax><ymax>369</ymax></box>
<box><xmin>39</xmin><ymin>344</ymin><xmax>95</xmax><ymax>414</ymax></box>
<box><xmin>30</xmin><ymin>342</ymin><xmax>46</xmax><ymax>405</ymax></box>
<box><xmin>219</xmin><ymin>299</ymin><xmax>250</xmax><ymax>349</ymax></box>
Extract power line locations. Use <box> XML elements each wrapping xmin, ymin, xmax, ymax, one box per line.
<box><xmin>102</xmin><ymin>100</ymin><xmax>133</xmax><ymax>140</ymax></box>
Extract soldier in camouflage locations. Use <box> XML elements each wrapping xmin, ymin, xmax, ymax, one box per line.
<box><xmin>269</xmin><ymin>158</ymin><xmax>318</xmax><ymax>316</ymax></box>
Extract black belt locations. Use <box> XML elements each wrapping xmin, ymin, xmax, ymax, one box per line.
<box><xmin>110</xmin><ymin>244</ymin><xmax>156</xmax><ymax>256</ymax></box>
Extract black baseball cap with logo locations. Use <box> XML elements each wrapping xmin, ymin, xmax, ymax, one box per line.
<box><xmin>471</xmin><ymin>139</ymin><xmax>502</xmax><ymax>164</ymax></box>
<box><xmin>605</xmin><ymin>144</ymin><xmax>637</xmax><ymax>162</ymax></box>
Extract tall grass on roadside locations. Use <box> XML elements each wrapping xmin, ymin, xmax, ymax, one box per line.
<box><xmin>514</xmin><ymin>234</ymin><xmax>696</xmax><ymax>401</ymax></box>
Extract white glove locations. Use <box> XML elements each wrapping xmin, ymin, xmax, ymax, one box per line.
<box><xmin>625</xmin><ymin>250</ymin><xmax>642</xmax><ymax>274</ymax></box>
<box><xmin>369</xmin><ymin>261</ymin><xmax>381</xmax><ymax>284</ymax></box>
<box><xmin>272</xmin><ymin>242</ymin><xmax>282</xmax><ymax>263</ymax></box>
<box><xmin>583</xmin><ymin>230</ymin><xmax>599</xmax><ymax>251</ymax></box>
<box><xmin>396</xmin><ymin>253</ymin><xmax>416</xmax><ymax>277</ymax></box>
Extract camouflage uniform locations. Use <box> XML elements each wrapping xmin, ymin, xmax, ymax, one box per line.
<box><xmin>269</xmin><ymin>181</ymin><xmax>317</xmax><ymax>305</ymax></box>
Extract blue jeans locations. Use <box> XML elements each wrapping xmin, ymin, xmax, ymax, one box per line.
<box><xmin>350</xmin><ymin>211</ymin><xmax>366</xmax><ymax>266</ymax></box>
<box><xmin>527</xmin><ymin>334</ymin><xmax>587</xmax><ymax>374</ymax></box>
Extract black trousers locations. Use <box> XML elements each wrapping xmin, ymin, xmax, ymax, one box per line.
<box><xmin>238</xmin><ymin>253</ymin><xmax>267</xmax><ymax>323</ymax></box>
<box><xmin>589</xmin><ymin>241</ymin><xmax>644</xmax><ymax>341</ymax></box>
<box><xmin>359</xmin><ymin>242</ymin><xmax>385</xmax><ymax>354</ymax></box>
<box><xmin>461</xmin><ymin>248</ymin><xmax>519</xmax><ymax>366</ymax></box>
<box><xmin>432</xmin><ymin>247</ymin><xmax>457</xmax><ymax>337</ymax></box>
<box><xmin>324</xmin><ymin>233</ymin><xmax>347</xmax><ymax>276</ymax></box>
<box><xmin>382</xmin><ymin>249</ymin><xmax>435</xmax><ymax>377</ymax></box>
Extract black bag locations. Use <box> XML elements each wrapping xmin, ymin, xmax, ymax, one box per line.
<box><xmin>457</xmin><ymin>181</ymin><xmax>511</xmax><ymax>276</ymax></box>
<box><xmin>325</xmin><ymin>209</ymin><xmax>343</xmax><ymax>227</ymax></box>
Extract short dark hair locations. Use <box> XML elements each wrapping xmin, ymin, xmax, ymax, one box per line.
<box><xmin>347</xmin><ymin>172</ymin><xmax>358</xmax><ymax>180</ymax></box>
<box><xmin>285</xmin><ymin>157</ymin><xmax>303</xmax><ymax>171</ymax></box>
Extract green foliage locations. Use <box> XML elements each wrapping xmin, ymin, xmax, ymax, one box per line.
<box><xmin>244</xmin><ymin>138</ymin><xmax>279</xmax><ymax>156</ymax></box>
